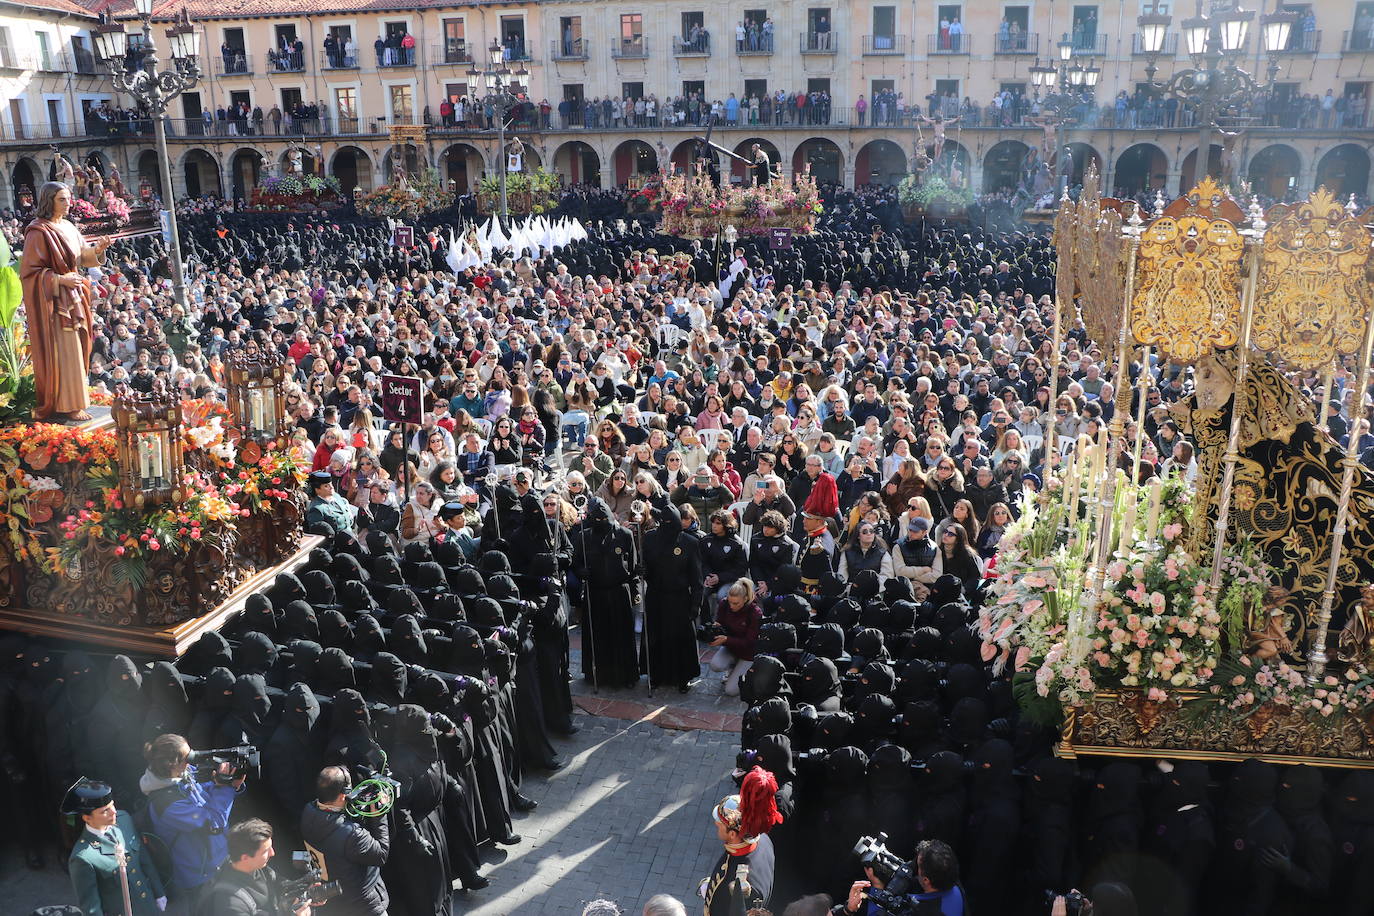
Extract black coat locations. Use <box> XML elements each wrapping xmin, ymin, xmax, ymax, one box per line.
<box><xmin>640</xmin><ymin>503</ymin><xmax>704</xmax><ymax>688</ymax></box>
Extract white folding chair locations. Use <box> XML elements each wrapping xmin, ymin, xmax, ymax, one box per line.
<box><xmin>697</xmin><ymin>428</ymin><xmax>727</xmax><ymax>453</ymax></box>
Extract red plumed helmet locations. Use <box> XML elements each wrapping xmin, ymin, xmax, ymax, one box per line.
<box><xmin>802</xmin><ymin>472</ymin><xmax>839</xmax><ymax>520</ymax></box>
<box><xmin>739</xmin><ymin>766</ymin><xmax>783</xmax><ymax>838</ymax></box>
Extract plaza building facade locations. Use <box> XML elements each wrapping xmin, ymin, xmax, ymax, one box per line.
<box><xmin>3</xmin><ymin>0</ymin><xmax>1374</xmax><ymax>209</ymax></box>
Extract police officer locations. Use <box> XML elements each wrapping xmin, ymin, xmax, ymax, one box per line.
<box><xmin>64</xmin><ymin>778</ymin><xmax>167</xmax><ymax>916</ymax></box>
<box><xmin>304</xmin><ymin>471</ymin><xmax>357</xmax><ymax>536</ymax></box>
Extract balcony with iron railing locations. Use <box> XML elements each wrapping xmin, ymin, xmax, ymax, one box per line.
<box><xmin>430</xmin><ymin>41</ymin><xmax>473</xmax><ymax>65</ymax></box>
<box><xmin>67</xmin><ymin>49</ymin><xmax>98</xmax><ymax>75</ymax></box>
<box><xmin>1277</xmin><ymin>29</ymin><xmax>1320</xmax><ymax>53</ymax></box>
<box><xmin>863</xmin><ymin>34</ymin><xmax>906</xmax><ymax>55</ymax></box>
<box><xmin>800</xmin><ymin>31</ymin><xmax>837</xmax><ymax>53</ymax></box>
<box><xmin>1344</xmin><ymin>29</ymin><xmax>1374</xmax><ymax>52</ymax></box>
<box><xmin>264</xmin><ymin>48</ymin><xmax>307</xmax><ymax>73</ymax></box>
<box><xmin>376</xmin><ymin>46</ymin><xmax>418</xmax><ymax>68</ymax></box>
<box><xmin>612</xmin><ymin>35</ymin><xmax>648</xmax><ymax>58</ymax></box>
<box><xmin>212</xmin><ymin>49</ymin><xmax>253</xmax><ymax>77</ymax></box>
<box><xmin>1132</xmin><ymin>33</ymin><xmax>1179</xmax><ymax>55</ymax></box>
<box><xmin>673</xmin><ymin>35</ymin><xmax>711</xmax><ymax>56</ymax></box>
<box><xmin>551</xmin><ymin>37</ymin><xmax>588</xmax><ymax>61</ymax></box>
<box><xmin>928</xmin><ymin>33</ymin><xmax>971</xmax><ymax>54</ymax></box>
<box><xmin>993</xmin><ymin>32</ymin><xmax>1036</xmax><ymax>54</ymax></box>
<box><xmin>320</xmin><ymin>50</ymin><xmax>359</xmax><ymax>71</ymax></box>
<box><xmin>1067</xmin><ymin>31</ymin><xmax>1107</xmax><ymax>55</ymax></box>
<box><xmin>736</xmin><ymin>32</ymin><xmax>775</xmax><ymax>54</ymax></box>
<box><xmin>500</xmin><ymin>42</ymin><xmax>533</xmax><ymax>63</ymax></box>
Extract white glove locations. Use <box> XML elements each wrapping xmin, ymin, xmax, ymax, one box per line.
<box><xmin>156</xmin><ymin>897</ymin><xmax>168</xmax><ymax>912</ymax></box>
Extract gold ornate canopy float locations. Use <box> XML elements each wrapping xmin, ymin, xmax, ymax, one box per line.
<box><xmin>1045</xmin><ymin>181</ymin><xmax>1374</xmax><ymax>767</ymax></box>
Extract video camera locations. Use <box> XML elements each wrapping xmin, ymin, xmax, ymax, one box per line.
<box><xmin>280</xmin><ymin>862</ymin><xmax>342</xmax><ymax>909</ymax></box>
<box><xmin>188</xmin><ymin>746</ymin><xmax>259</xmax><ymax>785</ymax></box>
<box><xmin>1044</xmin><ymin>890</ymin><xmax>1089</xmax><ymax>916</ymax></box>
<box><xmin>345</xmin><ymin>752</ymin><xmax>401</xmax><ymax>819</ymax></box>
<box><xmin>853</xmin><ymin>833</ymin><xmax>906</xmax><ymax>885</ymax></box>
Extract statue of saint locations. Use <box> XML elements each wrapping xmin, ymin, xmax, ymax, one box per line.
<box><xmin>19</xmin><ymin>182</ymin><xmax>112</xmax><ymax>421</ymax></box>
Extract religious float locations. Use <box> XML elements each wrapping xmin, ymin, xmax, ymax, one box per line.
<box><xmin>0</xmin><ymin>347</ymin><xmax>312</xmax><ymax>655</ymax></box>
<box><xmin>50</xmin><ymin>151</ymin><xmax>160</xmax><ymax>239</ymax></box>
<box><xmin>980</xmin><ymin>173</ymin><xmax>1374</xmax><ymax>768</ymax></box>
<box><xmin>657</xmin><ymin>169</ymin><xmax>821</xmax><ymax>239</ymax></box>
<box><xmin>248</xmin><ymin>173</ymin><xmax>344</xmax><ymax>212</ymax></box>
<box><xmin>357</xmin><ymin>167</ymin><xmax>456</xmax><ymax>221</ymax></box>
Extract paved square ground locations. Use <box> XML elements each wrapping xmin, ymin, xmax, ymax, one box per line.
<box><xmin>461</xmin><ymin>715</ymin><xmax>738</xmax><ymax>914</ymax></box>
<box><xmin>0</xmin><ymin>712</ymin><xmax>739</xmax><ymax>916</ymax></box>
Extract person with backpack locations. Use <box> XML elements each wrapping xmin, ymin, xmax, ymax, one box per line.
<box><xmin>139</xmin><ymin>734</ymin><xmax>243</xmax><ymax>913</ymax></box>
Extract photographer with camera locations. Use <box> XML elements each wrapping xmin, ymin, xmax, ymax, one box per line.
<box><xmin>204</xmin><ymin>819</ymin><xmax>312</xmax><ymax>916</ymax></box>
<box><xmin>299</xmin><ymin>766</ymin><xmax>390</xmax><ymax>916</ymax></box>
<box><xmin>840</xmin><ymin>839</ymin><xmax>964</xmax><ymax>916</ymax></box>
<box><xmin>139</xmin><ymin>735</ymin><xmax>244</xmax><ymax>913</ymax></box>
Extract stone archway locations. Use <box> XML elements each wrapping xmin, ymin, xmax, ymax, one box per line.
<box><xmin>553</xmin><ymin>140</ymin><xmax>600</xmax><ymax>186</ymax></box>
<box><xmin>792</xmin><ymin>137</ymin><xmax>844</xmax><ymax>184</ymax></box>
<box><xmin>1063</xmin><ymin>142</ymin><xmax>1102</xmax><ymax>189</ymax></box>
<box><xmin>1316</xmin><ymin>144</ymin><xmax>1372</xmax><ymax>198</ymax></box>
<box><xmin>382</xmin><ymin>143</ymin><xmax>425</xmax><ymax>180</ymax></box>
<box><xmin>982</xmin><ymin>139</ymin><xmax>1031</xmax><ymax>192</ymax></box>
<box><xmin>11</xmin><ymin>157</ymin><xmax>40</xmax><ymax>208</ymax></box>
<box><xmin>1114</xmin><ymin>143</ymin><xmax>1168</xmax><ymax>196</ymax></box>
<box><xmin>229</xmin><ymin>148</ymin><xmax>263</xmax><ymax>200</ymax></box>
<box><xmin>670</xmin><ymin>139</ymin><xmax>699</xmax><ymax>176</ymax></box>
<box><xmin>855</xmin><ymin>140</ymin><xmax>907</xmax><ymax>187</ymax></box>
<box><xmin>731</xmin><ymin>138</ymin><xmax>780</xmax><ymax>184</ymax></box>
<box><xmin>181</xmin><ymin>148</ymin><xmax>221</xmax><ymax>198</ymax></box>
<box><xmin>937</xmin><ymin>139</ymin><xmax>971</xmax><ymax>183</ymax></box>
<box><xmin>280</xmin><ymin>145</ymin><xmax>322</xmax><ymax>177</ymax></box>
<box><xmin>1179</xmin><ymin>144</ymin><xmax>1224</xmax><ymax>193</ymax></box>
<box><xmin>437</xmin><ymin>144</ymin><xmax>481</xmax><ymax>193</ymax></box>
<box><xmin>136</xmin><ymin>149</ymin><xmax>161</xmax><ymax>192</ymax></box>
<box><xmin>612</xmin><ymin>139</ymin><xmax>657</xmax><ymax>186</ymax></box>
<box><xmin>332</xmin><ymin>146</ymin><xmax>375</xmax><ymax>195</ymax></box>
<box><xmin>1247</xmin><ymin>144</ymin><xmax>1301</xmax><ymax>199</ymax></box>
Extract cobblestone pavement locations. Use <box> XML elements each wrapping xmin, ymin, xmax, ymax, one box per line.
<box><xmin>460</xmin><ymin>714</ymin><xmax>739</xmax><ymax>915</ymax></box>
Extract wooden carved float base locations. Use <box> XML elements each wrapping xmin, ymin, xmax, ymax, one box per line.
<box><xmin>1057</xmin><ymin>688</ymin><xmax>1374</xmax><ymax>770</ymax></box>
<box><xmin>0</xmin><ymin>535</ymin><xmax>322</xmax><ymax>657</ymax></box>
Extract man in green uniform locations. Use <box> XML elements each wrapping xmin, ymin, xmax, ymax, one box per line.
<box><xmin>304</xmin><ymin>470</ymin><xmax>356</xmax><ymax>536</ymax></box>
<box><xmin>65</xmin><ymin>778</ymin><xmax>167</xmax><ymax>915</ymax></box>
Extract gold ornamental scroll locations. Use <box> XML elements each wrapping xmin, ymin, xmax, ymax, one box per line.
<box><xmin>1130</xmin><ymin>177</ymin><xmax>1246</xmax><ymax>365</ymax></box>
<box><xmin>1075</xmin><ymin>167</ymin><xmax>1127</xmax><ymax>351</ymax></box>
<box><xmin>1253</xmin><ymin>187</ymin><xmax>1374</xmax><ymax>372</ymax></box>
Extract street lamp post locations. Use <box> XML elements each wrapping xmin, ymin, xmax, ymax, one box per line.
<box><xmin>93</xmin><ymin>4</ymin><xmax>201</xmax><ymax>309</ymax></box>
<box><xmin>467</xmin><ymin>41</ymin><xmax>528</xmax><ymax>222</ymax></box>
<box><xmin>1136</xmin><ymin>0</ymin><xmax>1291</xmax><ymax>188</ymax></box>
<box><xmin>1029</xmin><ymin>37</ymin><xmax>1100</xmax><ymax>195</ymax></box>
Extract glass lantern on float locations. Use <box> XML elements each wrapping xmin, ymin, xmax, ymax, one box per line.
<box><xmin>227</xmin><ymin>348</ymin><xmax>289</xmax><ymax>451</ymax></box>
<box><xmin>112</xmin><ymin>381</ymin><xmax>186</xmax><ymax>509</ymax></box>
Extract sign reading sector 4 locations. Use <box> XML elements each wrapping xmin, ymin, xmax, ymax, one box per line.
<box><xmin>381</xmin><ymin>375</ymin><xmax>423</xmax><ymax>423</ymax></box>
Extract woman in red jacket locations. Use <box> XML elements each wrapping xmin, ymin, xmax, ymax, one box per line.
<box><xmin>709</xmin><ymin>577</ymin><xmax>762</xmax><ymax>696</ymax></box>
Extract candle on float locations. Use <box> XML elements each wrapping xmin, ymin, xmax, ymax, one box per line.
<box><xmin>1119</xmin><ymin>489</ymin><xmax>1139</xmax><ymax>556</ymax></box>
<box><xmin>138</xmin><ymin>435</ymin><xmax>155</xmax><ymax>481</ymax></box>
<box><xmin>1144</xmin><ymin>478</ymin><xmax>1163</xmax><ymax>545</ymax></box>
<box><xmin>1091</xmin><ymin>426</ymin><xmax>1109</xmax><ymax>485</ymax></box>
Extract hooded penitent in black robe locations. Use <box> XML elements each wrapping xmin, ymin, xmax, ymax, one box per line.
<box><xmin>572</xmin><ymin>497</ymin><xmax>641</xmax><ymax>688</ymax></box>
<box><xmin>964</xmin><ymin>738</ymin><xmax>1021</xmax><ymax>915</ymax></box>
<box><xmin>448</xmin><ymin>625</ymin><xmax>517</xmax><ymax>845</ymax></box>
<box><xmin>264</xmin><ymin>683</ymin><xmax>323</xmax><ymax>844</ymax></box>
<box><xmin>87</xmin><ymin>655</ymin><xmax>148</xmax><ymax>805</ymax></box>
<box><xmin>1142</xmin><ymin>760</ymin><xmax>1214</xmax><ymax>916</ymax></box>
<box><xmin>507</xmin><ymin>499</ymin><xmax>576</xmax><ymax>735</ymax></box>
<box><xmin>640</xmin><ymin>499</ymin><xmax>704</xmax><ymax>691</ymax></box>
<box><xmin>382</xmin><ymin>704</ymin><xmax>452</xmax><ymax>916</ymax></box>
<box><xmin>1211</xmin><ymin>758</ymin><xmax>1293</xmax><ymax>916</ymax></box>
